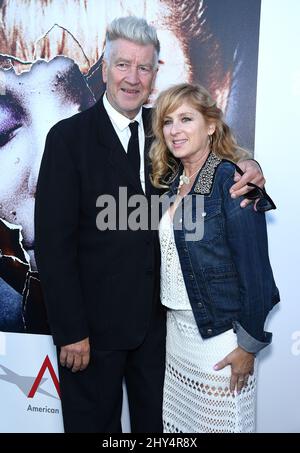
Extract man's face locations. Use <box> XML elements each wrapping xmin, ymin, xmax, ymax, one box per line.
<box><xmin>102</xmin><ymin>39</ymin><xmax>158</xmax><ymax>119</ymax></box>
<box><xmin>0</xmin><ymin>58</ymin><xmax>93</xmax><ymax>268</ymax></box>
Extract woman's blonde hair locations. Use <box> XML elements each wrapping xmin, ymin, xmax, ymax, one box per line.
<box><xmin>149</xmin><ymin>83</ymin><xmax>248</xmax><ymax>188</ymax></box>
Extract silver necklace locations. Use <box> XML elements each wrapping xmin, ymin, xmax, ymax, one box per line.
<box><xmin>177</xmin><ymin>165</ymin><xmax>202</xmax><ymax>193</ymax></box>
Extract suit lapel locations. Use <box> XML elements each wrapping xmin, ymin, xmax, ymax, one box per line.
<box><xmin>142</xmin><ymin>107</ymin><xmax>152</xmax><ymax>197</ymax></box>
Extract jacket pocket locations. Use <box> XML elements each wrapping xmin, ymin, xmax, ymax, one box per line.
<box><xmin>204</xmin><ymin>263</ymin><xmax>241</xmax><ymax>314</ymax></box>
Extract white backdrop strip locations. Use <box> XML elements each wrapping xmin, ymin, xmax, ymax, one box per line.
<box><xmin>255</xmin><ymin>0</ymin><xmax>300</xmax><ymax>433</ymax></box>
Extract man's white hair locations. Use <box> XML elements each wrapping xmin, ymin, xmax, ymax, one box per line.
<box><xmin>103</xmin><ymin>16</ymin><xmax>160</xmax><ymax>67</ymax></box>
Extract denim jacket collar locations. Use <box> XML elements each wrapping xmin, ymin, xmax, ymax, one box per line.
<box><xmin>168</xmin><ymin>151</ymin><xmax>222</xmax><ymax>196</ymax></box>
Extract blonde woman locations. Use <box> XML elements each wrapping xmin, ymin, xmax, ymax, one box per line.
<box><xmin>150</xmin><ymin>83</ymin><xmax>279</xmax><ymax>433</ymax></box>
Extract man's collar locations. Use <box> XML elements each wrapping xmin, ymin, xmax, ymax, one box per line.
<box><xmin>103</xmin><ymin>92</ymin><xmax>143</xmax><ymax>131</ymax></box>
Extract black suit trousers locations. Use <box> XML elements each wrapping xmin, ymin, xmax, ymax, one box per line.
<box><xmin>58</xmin><ymin>306</ymin><xmax>166</xmax><ymax>433</ymax></box>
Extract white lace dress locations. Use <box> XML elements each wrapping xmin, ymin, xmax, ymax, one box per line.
<box><xmin>159</xmin><ymin>210</ymin><xmax>257</xmax><ymax>433</ymax></box>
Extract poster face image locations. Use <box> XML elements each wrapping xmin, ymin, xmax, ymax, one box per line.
<box><xmin>0</xmin><ymin>0</ymin><xmax>261</xmax><ymax>334</ymax></box>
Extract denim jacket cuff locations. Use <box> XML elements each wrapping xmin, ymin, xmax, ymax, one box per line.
<box><xmin>233</xmin><ymin>321</ymin><xmax>272</xmax><ymax>354</ymax></box>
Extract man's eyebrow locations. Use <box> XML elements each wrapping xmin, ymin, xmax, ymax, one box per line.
<box><xmin>114</xmin><ymin>58</ymin><xmax>153</xmax><ymax>66</ymax></box>
<box><xmin>114</xmin><ymin>58</ymin><xmax>131</xmax><ymax>63</ymax></box>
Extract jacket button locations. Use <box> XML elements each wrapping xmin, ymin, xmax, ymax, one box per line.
<box><xmin>183</xmin><ymin>247</ymin><xmax>188</xmax><ymax>253</ymax></box>
<box><xmin>207</xmin><ymin>328</ymin><xmax>213</xmax><ymax>335</ymax></box>
<box><xmin>197</xmin><ymin>302</ymin><xmax>203</xmax><ymax>308</ymax></box>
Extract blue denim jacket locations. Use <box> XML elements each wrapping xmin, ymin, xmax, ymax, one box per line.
<box><xmin>164</xmin><ymin>152</ymin><xmax>280</xmax><ymax>353</ymax></box>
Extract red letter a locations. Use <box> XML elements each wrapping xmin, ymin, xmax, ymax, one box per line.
<box><xmin>28</xmin><ymin>355</ymin><xmax>60</xmax><ymax>398</ymax></box>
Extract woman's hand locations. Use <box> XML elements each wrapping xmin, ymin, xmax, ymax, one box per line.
<box><xmin>213</xmin><ymin>346</ymin><xmax>255</xmax><ymax>393</ymax></box>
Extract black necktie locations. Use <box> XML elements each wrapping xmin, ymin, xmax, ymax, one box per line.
<box><xmin>127</xmin><ymin>121</ymin><xmax>140</xmax><ymax>179</ymax></box>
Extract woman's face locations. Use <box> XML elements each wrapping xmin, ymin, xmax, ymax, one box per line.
<box><xmin>162</xmin><ymin>101</ymin><xmax>215</xmax><ymax>163</ymax></box>
<box><xmin>0</xmin><ymin>58</ymin><xmax>93</xmax><ymax>268</ymax></box>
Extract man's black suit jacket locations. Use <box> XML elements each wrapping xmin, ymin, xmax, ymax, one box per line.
<box><xmin>35</xmin><ymin>98</ymin><xmax>164</xmax><ymax>350</ymax></box>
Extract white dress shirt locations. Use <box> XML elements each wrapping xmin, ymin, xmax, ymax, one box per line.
<box><xmin>103</xmin><ymin>93</ymin><xmax>146</xmax><ymax>192</ymax></box>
